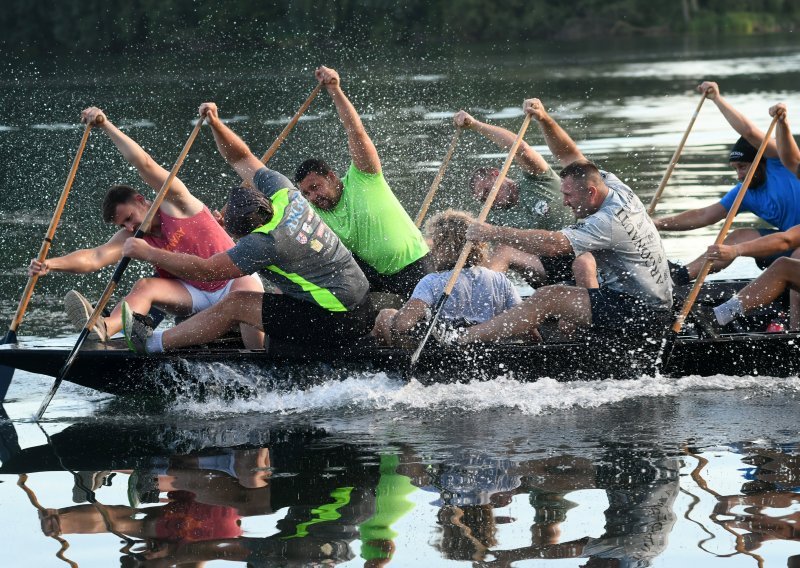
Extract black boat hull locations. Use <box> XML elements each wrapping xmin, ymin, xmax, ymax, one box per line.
<box><xmin>2</xmin><ymin>280</ymin><xmax>797</xmax><ymax>399</ymax></box>
<box><xmin>1</xmin><ymin>329</ymin><xmax>798</xmax><ymax>400</ymax></box>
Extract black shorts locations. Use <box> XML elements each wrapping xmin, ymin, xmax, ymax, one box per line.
<box><xmin>755</xmin><ymin>228</ymin><xmax>795</xmax><ymax>270</ymax></box>
<box><xmin>588</xmin><ymin>287</ymin><xmax>670</xmax><ymax>333</ymax></box>
<box><xmin>354</xmin><ymin>254</ymin><xmax>430</xmax><ymax>300</ymax></box>
<box><xmin>261</xmin><ymin>293</ymin><xmax>376</xmax><ymax>346</ymax></box>
<box><xmin>540</xmin><ymin>254</ymin><xmax>576</xmax><ymax>285</ymax></box>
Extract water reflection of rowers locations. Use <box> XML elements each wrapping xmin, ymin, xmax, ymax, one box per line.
<box><xmin>26</xmin><ymin>107</ymin><xmax>264</xmax><ymax>347</ymax></box>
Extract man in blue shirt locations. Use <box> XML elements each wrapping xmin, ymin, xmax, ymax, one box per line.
<box><xmin>653</xmin><ymin>81</ymin><xmax>800</xmax><ymax>285</ymax></box>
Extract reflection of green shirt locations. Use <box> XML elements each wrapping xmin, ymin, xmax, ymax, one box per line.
<box><xmin>487</xmin><ymin>166</ymin><xmax>573</xmax><ymax>231</ymax></box>
<box><xmin>358</xmin><ymin>453</ymin><xmax>416</xmax><ymax>561</ymax></box>
<box><xmin>313</xmin><ymin>163</ymin><xmax>429</xmax><ymax>276</ymax></box>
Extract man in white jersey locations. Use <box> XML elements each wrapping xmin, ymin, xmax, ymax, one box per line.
<box><xmin>452</xmin><ymin>100</ymin><xmax>672</xmax><ymax>343</ymax></box>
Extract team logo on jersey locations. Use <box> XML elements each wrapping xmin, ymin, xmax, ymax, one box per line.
<box><xmin>302</xmin><ymin>222</ymin><xmax>314</xmax><ymax>234</ymax></box>
<box><xmin>534</xmin><ymin>200</ymin><xmax>550</xmax><ymax>216</ymax></box>
<box><xmin>309</xmin><ymin>239</ymin><xmax>323</xmax><ymax>252</ymax></box>
<box><xmin>315</xmin><ymin>224</ymin><xmax>326</xmax><ymax>238</ymax></box>
<box><xmin>296</xmin><ymin>232</ymin><xmax>308</xmax><ymax>244</ymax></box>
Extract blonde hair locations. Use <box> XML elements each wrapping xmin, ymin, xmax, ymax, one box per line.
<box><xmin>424</xmin><ymin>209</ymin><xmax>488</xmax><ymax>271</ymax></box>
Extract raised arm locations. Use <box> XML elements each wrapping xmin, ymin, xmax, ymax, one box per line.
<box><xmin>199</xmin><ymin>103</ymin><xmax>264</xmax><ymax>187</ymax></box>
<box><xmin>653</xmin><ymin>203</ymin><xmax>727</xmax><ymax>231</ymax></box>
<box><xmin>122</xmin><ymin>237</ymin><xmax>245</xmax><ymax>282</ymax></box>
<box><xmin>698</xmin><ymin>81</ymin><xmax>778</xmax><ymax>158</ymax></box>
<box><xmin>524</xmin><ymin>99</ymin><xmax>584</xmax><ymax>166</ymax></box>
<box><xmin>80</xmin><ymin>107</ymin><xmax>200</xmax><ymax>213</ymax></box>
<box><xmin>769</xmin><ymin>103</ymin><xmax>800</xmax><ymax>175</ymax></box>
<box><xmin>316</xmin><ymin>66</ymin><xmax>381</xmax><ymax>174</ymax></box>
<box><xmin>27</xmin><ymin>230</ymin><xmax>126</xmax><ymax>276</ymax></box>
<box><xmin>454</xmin><ymin>110</ymin><xmax>549</xmax><ymax>175</ymax></box>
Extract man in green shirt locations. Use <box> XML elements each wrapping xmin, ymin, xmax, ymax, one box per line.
<box><xmin>455</xmin><ymin>108</ymin><xmax>578</xmax><ymax>286</ymax></box>
<box><xmin>295</xmin><ymin>66</ymin><xmax>429</xmax><ymax>300</ymax></box>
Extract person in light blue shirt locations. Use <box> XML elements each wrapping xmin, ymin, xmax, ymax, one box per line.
<box><xmin>372</xmin><ymin>209</ymin><xmax>520</xmax><ymax>346</ymax></box>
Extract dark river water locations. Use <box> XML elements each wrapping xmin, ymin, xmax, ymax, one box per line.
<box><xmin>1</xmin><ymin>34</ymin><xmax>799</xmax><ymax>566</ymax></box>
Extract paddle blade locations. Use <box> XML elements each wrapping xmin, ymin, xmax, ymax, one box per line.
<box><xmin>0</xmin><ymin>330</ymin><xmax>18</xmax><ymax>401</ymax></box>
<box><xmin>35</xmin><ymin>328</ymin><xmax>89</xmax><ymax>419</ymax></box>
<box><xmin>655</xmin><ymin>329</ymin><xmax>678</xmax><ymax>377</ymax></box>
<box><xmin>409</xmin><ymin>293</ymin><xmax>448</xmax><ymax>371</ymax></box>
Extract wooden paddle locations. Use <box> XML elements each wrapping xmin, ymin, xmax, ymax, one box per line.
<box><xmin>414</xmin><ymin>128</ymin><xmax>461</xmax><ymax>228</ymax></box>
<box><xmin>260</xmin><ymin>82</ymin><xmax>322</xmax><ymax>164</ymax></box>
<box><xmin>647</xmin><ymin>90</ymin><xmax>710</xmax><ymax>216</ymax></box>
<box><xmin>232</xmin><ymin>82</ymin><xmax>321</xmax><ymax>197</ymax></box>
<box><xmin>409</xmin><ymin>114</ymin><xmax>532</xmax><ymax>371</ymax></box>
<box><xmin>659</xmin><ymin>115</ymin><xmax>779</xmax><ymax>370</ymax></box>
<box><xmin>0</xmin><ymin>120</ymin><xmax>98</xmax><ymax>401</ymax></box>
<box><xmin>35</xmin><ymin>116</ymin><xmax>206</xmax><ymax>420</ymax></box>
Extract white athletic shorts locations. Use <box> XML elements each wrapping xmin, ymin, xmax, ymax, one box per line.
<box><xmin>180</xmin><ymin>279</ymin><xmax>234</xmax><ymax>314</ymax></box>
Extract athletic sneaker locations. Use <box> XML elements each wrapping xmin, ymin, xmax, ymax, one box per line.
<box><xmin>121</xmin><ymin>301</ymin><xmax>154</xmax><ymax>353</ymax></box>
<box><xmin>64</xmin><ymin>290</ymin><xmax>108</xmax><ymax>342</ymax></box>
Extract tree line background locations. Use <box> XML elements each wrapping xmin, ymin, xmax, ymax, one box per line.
<box><xmin>2</xmin><ymin>0</ymin><xmax>798</xmax><ymax>54</ymax></box>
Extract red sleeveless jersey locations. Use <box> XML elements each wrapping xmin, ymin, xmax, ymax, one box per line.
<box><xmin>144</xmin><ymin>206</ymin><xmax>234</xmax><ymax>292</ymax></box>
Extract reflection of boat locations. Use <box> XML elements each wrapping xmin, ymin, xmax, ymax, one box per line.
<box><xmin>0</xmin><ymin>419</ymin><xmax>383</xmax><ymax>567</ymax></box>
<box><xmin>1</xmin><ymin>280</ymin><xmax>798</xmax><ymax>399</ymax></box>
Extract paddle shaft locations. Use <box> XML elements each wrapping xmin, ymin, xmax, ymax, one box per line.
<box><xmin>414</xmin><ymin>128</ymin><xmax>461</xmax><ymax>227</ymax></box>
<box><xmin>259</xmin><ymin>82</ymin><xmax>322</xmax><ymax>164</ymax></box>
<box><xmin>647</xmin><ymin>92</ymin><xmax>709</xmax><ymax>216</ymax></box>
<box><xmin>410</xmin><ymin>114</ymin><xmax>532</xmax><ymax>368</ymax></box>
<box><xmin>5</xmin><ymin>122</ymin><xmax>95</xmax><ymax>340</ymax></box>
<box><xmin>670</xmin><ymin>115</ymin><xmax>779</xmax><ymax>336</ymax></box>
<box><xmin>36</xmin><ymin>117</ymin><xmax>205</xmax><ymax>420</ymax></box>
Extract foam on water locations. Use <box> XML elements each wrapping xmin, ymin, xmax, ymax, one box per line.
<box><xmin>119</xmin><ymin>119</ymin><xmax>155</xmax><ymax>128</ymax></box>
<box><xmin>263</xmin><ymin>113</ymin><xmax>324</xmax><ymax>125</ymax></box>
<box><xmin>31</xmin><ymin>123</ymin><xmax>80</xmax><ymax>130</ymax></box>
<box><xmin>169</xmin><ymin>368</ymin><xmax>800</xmax><ymax>418</ymax></box>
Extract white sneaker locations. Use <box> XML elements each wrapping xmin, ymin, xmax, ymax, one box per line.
<box><xmin>64</xmin><ymin>290</ymin><xmax>108</xmax><ymax>342</ymax></box>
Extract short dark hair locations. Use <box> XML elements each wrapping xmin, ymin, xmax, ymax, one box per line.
<box><xmin>224</xmin><ymin>185</ymin><xmax>274</xmax><ymax>238</ymax></box>
<box><xmin>102</xmin><ymin>185</ymin><xmax>140</xmax><ymax>223</ymax></box>
<box><xmin>558</xmin><ymin>159</ymin><xmax>603</xmax><ymax>188</ymax></box>
<box><xmin>295</xmin><ymin>158</ymin><xmax>333</xmax><ymax>184</ymax></box>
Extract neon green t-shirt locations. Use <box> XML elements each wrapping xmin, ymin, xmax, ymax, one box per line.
<box><xmin>313</xmin><ymin>163</ymin><xmax>429</xmax><ymax>276</ymax></box>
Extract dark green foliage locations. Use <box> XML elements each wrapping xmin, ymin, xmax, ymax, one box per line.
<box><xmin>1</xmin><ymin>0</ymin><xmax>797</xmax><ymax>54</ymax></box>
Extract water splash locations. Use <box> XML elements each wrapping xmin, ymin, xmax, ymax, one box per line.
<box><xmin>168</xmin><ymin>366</ymin><xmax>800</xmax><ymax>418</ymax></box>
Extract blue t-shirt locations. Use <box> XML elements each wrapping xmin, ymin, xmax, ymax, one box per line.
<box><xmin>411</xmin><ymin>266</ymin><xmax>521</xmax><ymax>324</ymax></box>
<box><xmin>718</xmin><ymin>158</ymin><xmax>800</xmax><ymax>231</ymax></box>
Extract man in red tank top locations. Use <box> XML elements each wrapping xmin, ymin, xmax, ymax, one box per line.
<box><xmin>27</xmin><ymin>107</ymin><xmax>264</xmax><ymax>347</ymax></box>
